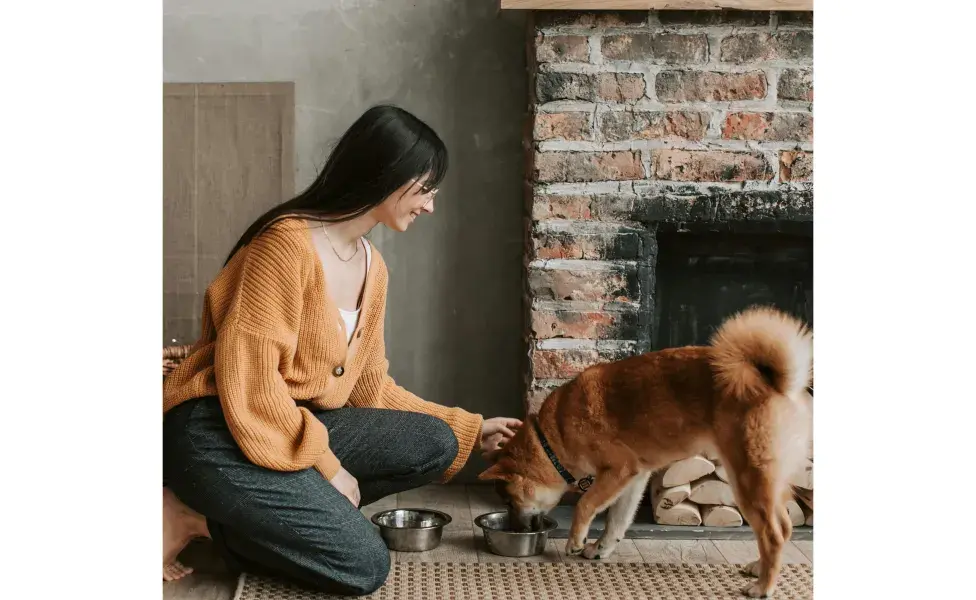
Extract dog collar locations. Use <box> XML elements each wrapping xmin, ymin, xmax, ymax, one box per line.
<box><xmin>532</xmin><ymin>420</ymin><xmax>594</xmax><ymax>493</ymax></box>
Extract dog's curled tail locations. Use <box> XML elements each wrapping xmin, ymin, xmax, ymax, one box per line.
<box><xmin>709</xmin><ymin>306</ymin><xmax>812</xmax><ymax>402</ymax></box>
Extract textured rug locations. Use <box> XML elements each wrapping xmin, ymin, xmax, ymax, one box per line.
<box><xmin>233</xmin><ymin>562</ymin><xmax>813</xmax><ymax>599</ymax></box>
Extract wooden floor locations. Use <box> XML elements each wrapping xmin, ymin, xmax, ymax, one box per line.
<box><xmin>164</xmin><ymin>484</ymin><xmax>813</xmax><ymax>600</ymax></box>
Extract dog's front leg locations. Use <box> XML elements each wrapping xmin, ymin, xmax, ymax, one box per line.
<box><xmin>566</xmin><ymin>468</ymin><xmax>636</xmax><ymax>557</ymax></box>
<box><xmin>582</xmin><ymin>470</ymin><xmax>652</xmax><ymax>559</ymax></box>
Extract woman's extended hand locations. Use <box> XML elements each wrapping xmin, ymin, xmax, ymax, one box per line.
<box><xmin>330</xmin><ymin>467</ymin><xmax>361</xmax><ymax>507</ymax></box>
<box><xmin>480</xmin><ymin>417</ymin><xmax>523</xmax><ymax>462</ymax></box>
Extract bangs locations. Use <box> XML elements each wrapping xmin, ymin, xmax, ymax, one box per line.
<box><xmin>414</xmin><ymin>134</ymin><xmax>449</xmax><ymax>194</ymax></box>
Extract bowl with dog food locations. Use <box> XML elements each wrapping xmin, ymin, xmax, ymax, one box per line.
<box><xmin>371</xmin><ymin>508</ymin><xmax>452</xmax><ymax>552</ymax></box>
<box><xmin>474</xmin><ymin>511</ymin><xmax>559</xmax><ymax>557</ymax></box>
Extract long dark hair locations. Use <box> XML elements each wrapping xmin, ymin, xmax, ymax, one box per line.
<box><xmin>224</xmin><ymin>104</ymin><xmax>448</xmax><ymax>265</ymax></box>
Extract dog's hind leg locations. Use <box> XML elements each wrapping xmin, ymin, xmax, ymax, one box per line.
<box><xmin>737</xmin><ymin>499</ymin><xmax>792</xmax><ymax>598</ymax></box>
<box><xmin>582</xmin><ymin>470</ymin><xmax>651</xmax><ymax>559</ymax></box>
<box><xmin>566</xmin><ymin>464</ymin><xmax>638</xmax><ymax>557</ymax></box>
<box><xmin>716</xmin><ymin>386</ymin><xmax>808</xmax><ymax>596</ymax></box>
<box><xmin>724</xmin><ymin>461</ymin><xmax>793</xmax><ymax>598</ymax></box>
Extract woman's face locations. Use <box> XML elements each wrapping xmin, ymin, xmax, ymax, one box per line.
<box><xmin>371</xmin><ymin>177</ymin><xmax>438</xmax><ymax>232</ymax></box>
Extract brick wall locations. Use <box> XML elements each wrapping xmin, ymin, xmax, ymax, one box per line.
<box><xmin>523</xmin><ymin>10</ymin><xmax>813</xmax><ymax>413</ymax></box>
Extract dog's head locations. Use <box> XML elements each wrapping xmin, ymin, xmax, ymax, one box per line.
<box><xmin>478</xmin><ymin>419</ymin><xmax>568</xmax><ymax>532</ymax></box>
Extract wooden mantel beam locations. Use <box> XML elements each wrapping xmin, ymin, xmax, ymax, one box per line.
<box><xmin>501</xmin><ymin>1</ymin><xmax>813</xmax><ymax>10</ymax></box>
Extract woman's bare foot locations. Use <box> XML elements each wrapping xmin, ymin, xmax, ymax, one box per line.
<box><xmin>163</xmin><ymin>561</ymin><xmax>193</xmax><ymax>582</ymax></box>
<box><xmin>163</xmin><ymin>487</ymin><xmax>209</xmax><ymax>581</ymax></box>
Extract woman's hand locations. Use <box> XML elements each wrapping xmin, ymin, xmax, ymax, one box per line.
<box><xmin>480</xmin><ymin>417</ymin><xmax>523</xmax><ymax>462</ymax></box>
<box><xmin>330</xmin><ymin>467</ymin><xmax>361</xmax><ymax>507</ymax></box>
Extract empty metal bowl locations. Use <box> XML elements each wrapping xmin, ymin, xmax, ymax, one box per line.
<box><xmin>371</xmin><ymin>508</ymin><xmax>452</xmax><ymax>552</ymax></box>
<box><xmin>474</xmin><ymin>511</ymin><xmax>559</xmax><ymax>557</ymax></box>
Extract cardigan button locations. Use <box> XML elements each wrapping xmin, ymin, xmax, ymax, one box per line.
<box><xmin>333</xmin><ymin>365</ymin><xmax>345</xmax><ymax>377</ymax></box>
<box><xmin>356</xmin><ymin>330</ymin><xmax>362</xmax><ymax>339</ymax></box>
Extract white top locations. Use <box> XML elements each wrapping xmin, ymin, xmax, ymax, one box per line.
<box><xmin>337</xmin><ymin>239</ymin><xmax>372</xmax><ymax>344</ymax></box>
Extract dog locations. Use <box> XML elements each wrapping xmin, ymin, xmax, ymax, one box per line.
<box><xmin>479</xmin><ymin>306</ymin><xmax>812</xmax><ymax>598</ymax></box>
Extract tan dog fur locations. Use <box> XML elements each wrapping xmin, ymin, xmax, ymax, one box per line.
<box><xmin>480</xmin><ymin>307</ymin><xmax>813</xmax><ymax>598</ymax></box>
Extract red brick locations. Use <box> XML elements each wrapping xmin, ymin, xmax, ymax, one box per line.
<box><xmin>720</xmin><ymin>31</ymin><xmax>813</xmax><ymax>63</ymax></box>
<box><xmin>722</xmin><ymin>112</ymin><xmax>813</xmax><ymax>142</ymax></box>
<box><xmin>535</xmin><ymin>11</ymin><xmax>648</xmax><ymax>30</ymax></box>
<box><xmin>599</xmin><ymin>111</ymin><xmax>709</xmax><ymax>142</ymax></box>
<box><xmin>536</xmin><ymin>72</ymin><xmax>646</xmax><ymax>104</ymax></box>
<box><xmin>651</xmin><ymin>149</ymin><xmax>773</xmax><ymax>182</ymax></box>
<box><xmin>536</xmin><ymin>34</ymin><xmax>590</xmax><ymax>63</ymax></box>
<box><xmin>534</xmin><ymin>151</ymin><xmax>643</xmax><ymax>183</ymax></box>
<box><xmin>528</xmin><ymin>266</ymin><xmax>638</xmax><ymax>303</ymax></box>
<box><xmin>532</xmin><ymin>348</ymin><xmax>600</xmax><ymax>380</ymax></box>
<box><xmin>532</xmin><ymin>195</ymin><xmax>593</xmax><ymax>221</ymax></box>
<box><xmin>533</xmin><ymin>231</ymin><xmax>640</xmax><ymax>260</ymax></box>
<box><xmin>531</xmin><ymin>345</ymin><xmax>632</xmax><ymax>380</ymax></box>
<box><xmin>778</xmin><ymin>69</ymin><xmax>813</xmax><ymax>102</ymax></box>
<box><xmin>533</xmin><ymin>112</ymin><xmax>593</xmax><ymax>141</ymax></box>
<box><xmin>656</xmin><ymin>70</ymin><xmax>767</xmax><ymax>102</ymax></box>
<box><xmin>531</xmin><ymin>309</ymin><xmax>639</xmax><ymax>340</ymax></box>
<box><xmin>531</xmin><ymin>194</ymin><xmax>639</xmax><ymax>222</ymax></box>
<box><xmin>780</xmin><ymin>150</ymin><xmax>813</xmax><ymax>182</ymax></box>
<box><xmin>603</xmin><ymin>33</ymin><xmax>708</xmax><ymax>64</ymax></box>
<box><xmin>597</xmin><ymin>73</ymin><xmax>646</xmax><ymax>102</ymax></box>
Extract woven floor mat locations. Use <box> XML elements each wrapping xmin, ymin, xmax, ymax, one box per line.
<box><xmin>234</xmin><ymin>562</ymin><xmax>813</xmax><ymax>599</ymax></box>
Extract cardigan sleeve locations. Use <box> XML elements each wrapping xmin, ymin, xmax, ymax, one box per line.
<box><xmin>214</xmin><ymin>225</ymin><xmax>342</xmax><ymax>480</ymax></box>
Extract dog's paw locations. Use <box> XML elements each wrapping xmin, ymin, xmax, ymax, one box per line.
<box><xmin>582</xmin><ymin>542</ymin><xmax>606</xmax><ymax>560</ymax></box>
<box><xmin>565</xmin><ymin>542</ymin><xmax>585</xmax><ymax>556</ymax></box>
<box><xmin>741</xmin><ymin>560</ymin><xmax>761</xmax><ymax>578</ymax></box>
<box><xmin>741</xmin><ymin>582</ymin><xmax>772</xmax><ymax>598</ymax></box>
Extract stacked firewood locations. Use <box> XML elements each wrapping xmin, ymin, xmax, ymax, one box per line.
<box><xmin>792</xmin><ymin>453</ymin><xmax>814</xmax><ymax>527</ymax></box>
<box><xmin>649</xmin><ymin>445</ymin><xmax>813</xmax><ymax>528</ymax></box>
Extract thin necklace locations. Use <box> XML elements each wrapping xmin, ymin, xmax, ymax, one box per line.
<box><xmin>320</xmin><ymin>224</ymin><xmax>359</xmax><ymax>262</ymax></box>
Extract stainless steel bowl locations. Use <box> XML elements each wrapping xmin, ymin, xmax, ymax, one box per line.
<box><xmin>474</xmin><ymin>511</ymin><xmax>559</xmax><ymax>557</ymax></box>
<box><xmin>371</xmin><ymin>508</ymin><xmax>452</xmax><ymax>552</ymax></box>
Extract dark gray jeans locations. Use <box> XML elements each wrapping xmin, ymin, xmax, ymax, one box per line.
<box><xmin>163</xmin><ymin>396</ymin><xmax>459</xmax><ymax>596</ymax></box>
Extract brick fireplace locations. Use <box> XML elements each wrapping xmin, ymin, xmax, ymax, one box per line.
<box><xmin>522</xmin><ymin>9</ymin><xmax>813</xmax><ymax>416</ymax></box>
<box><xmin>517</xmin><ymin>6</ymin><xmax>815</xmax><ymax>533</ymax></box>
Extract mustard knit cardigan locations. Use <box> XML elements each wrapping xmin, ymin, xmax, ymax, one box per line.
<box><xmin>163</xmin><ymin>218</ymin><xmax>483</xmax><ymax>481</ymax></box>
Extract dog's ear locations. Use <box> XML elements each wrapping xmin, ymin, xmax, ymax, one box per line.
<box><xmin>478</xmin><ymin>462</ymin><xmax>512</xmax><ymax>482</ymax></box>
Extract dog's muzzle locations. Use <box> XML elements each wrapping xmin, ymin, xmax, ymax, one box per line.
<box><xmin>509</xmin><ymin>507</ymin><xmax>546</xmax><ymax>533</ymax></box>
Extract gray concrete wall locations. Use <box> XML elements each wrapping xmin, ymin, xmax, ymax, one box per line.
<box><xmin>164</xmin><ymin>0</ymin><xmax>528</xmax><ymax>481</ymax></box>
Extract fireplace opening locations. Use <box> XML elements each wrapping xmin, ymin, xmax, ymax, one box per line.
<box><xmin>652</xmin><ymin>231</ymin><xmax>813</xmax><ymax>350</ymax></box>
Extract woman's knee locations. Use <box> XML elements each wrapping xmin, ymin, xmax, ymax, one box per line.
<box><xmin>348</xmin><ymin>538</ymin><xmax>391</xmax><ymax>596</ymax></box>
<box><xmin>306</xmin><ymin>530</ymin><xmax>390</xmax><ymax>596</ymax></box>
<box><xmin>418</xmin><ymin>415</ymin><xmax>459</xmax><ymax>472</ymax></box>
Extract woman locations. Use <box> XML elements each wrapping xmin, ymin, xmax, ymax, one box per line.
<box><xmin>162</xmin><ymin>105</ymin><xmax>522</xmax><ymax>594</ymax></box>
